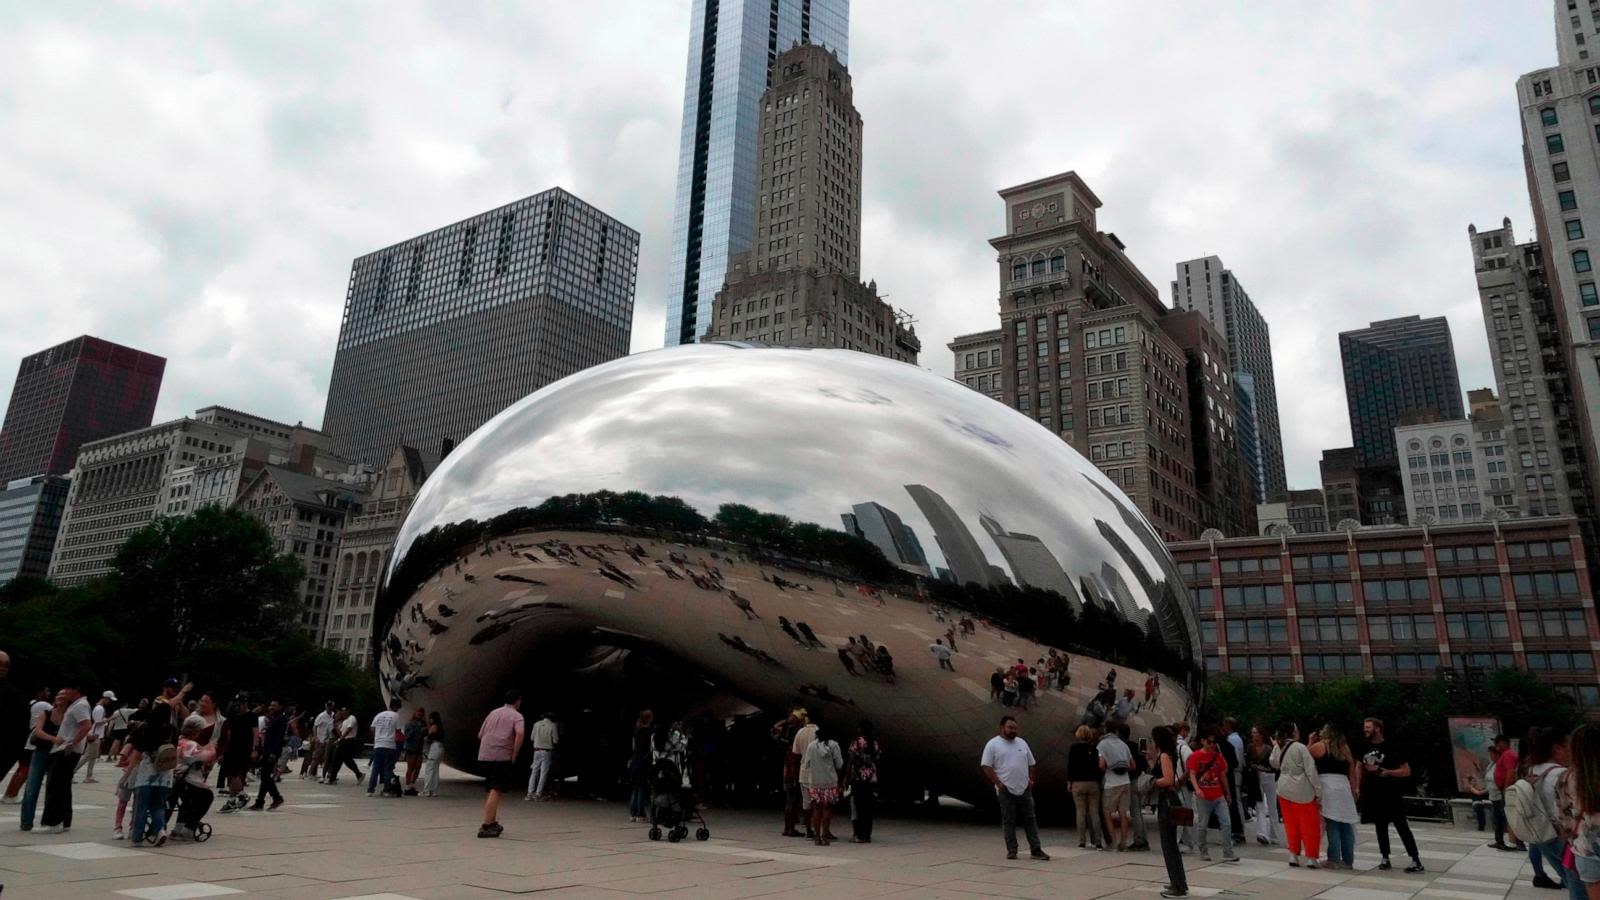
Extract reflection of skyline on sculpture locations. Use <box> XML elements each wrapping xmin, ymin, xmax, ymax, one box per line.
<box><xmin>841</xmin><ymin>501</ymin><xmax>930</xmax><ymax>577</ymax></box>
<box><xmin>388</xmin><ymin>344</ymin><xmax>1196</xmax><ymax>655</ymax></box>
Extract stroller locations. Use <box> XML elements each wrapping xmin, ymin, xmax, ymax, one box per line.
<box><xmin>165</xmin><ymin>769</ymin><xmax>215</xmax><ymax>842</ymax></box>
<box><xmin>645</xmin><ymin>757</ymin><xmax>710</xmax><ymax>843</ymax></box>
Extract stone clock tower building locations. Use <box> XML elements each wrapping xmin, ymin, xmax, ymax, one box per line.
<box><xmin>700</xmin><ymin>43</ymin><xmax>919</xmax><ymax>363</ymax></box>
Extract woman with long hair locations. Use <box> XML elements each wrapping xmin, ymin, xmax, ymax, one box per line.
<box><xmin>420</xmin><ymin>712</ymin><xmax>445</xmax><ymax>797</ymax></box>
<box><xmin>1150</xmin><ymin>725</ymin><xmax>1188</xmax><ymax>898</ymax></box>
<box><xmin>402</xmin><ymin>707</ymin><xmax>427</xmax><ymax>795</ymax></box>
<box><xmin>1519</xmin><ymin>727</ymin><xmax>1574</xmax><ymax>897</ymax></box>
<box><xmin>1271</xmin><ymin>721</ymin><xmax>1322</xmax><ymax>868</ymax></box>
<box><xmin>845</xmin><ymin>719</ymin><xmax>882</xmax><ymax>843</ymax></box>
<box><xmin>1310</xmin><ymin>724</ymin><xmax>1360</xmax><ymax>870</ymax></box>
<box><xmin>1249</xmin><ymin>725</ymin><xmax>1282</xmax><ymax>846</ymax></box>
<box><xmin>1566</xmin><ymin>723</ymin><xmax>1600</xmax><ymax>899</ymax></box>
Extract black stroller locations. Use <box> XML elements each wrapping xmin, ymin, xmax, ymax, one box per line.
<box><xmin>165</xmin><ymin>773</ymin><xmax>215</xmax><ymax>842</ymax></box>
<box><xmin>645</xmin><ymin>757</ymin><xmax>710</xmax><ymax>843</ymax></box>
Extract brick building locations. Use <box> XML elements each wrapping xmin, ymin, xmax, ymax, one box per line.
<box><xmin>1169</xmin><ymin>518</ymin><xmax>1599</xmax><ymax>707</ymax></box>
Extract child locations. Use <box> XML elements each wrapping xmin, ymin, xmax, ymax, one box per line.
<box><xmin>112</xmin><ymin>742</ymin><xmax>139</xmax><ymax>839</ymax></box>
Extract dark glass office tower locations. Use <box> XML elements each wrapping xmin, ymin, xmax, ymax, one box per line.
<box><xmin>0</xmin><ymin>335</ymin><xmax>166</xmax><ymax>485</ymax></box>
<box><xmin>1339</xmin><ymin>315</ymin><xmax>1464</xmax><ymax>468</ymax></box>
<box><xmin>321</xmin><ymin>188</ymin><xmax>639</xmax><ymax>471</ymax></box>
<box><xmin>663</xmin><ymin>0</ymin><xmax>850</xmax><ymax>347</ymax></box>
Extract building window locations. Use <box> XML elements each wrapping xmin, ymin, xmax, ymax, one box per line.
<box><xmin>1570</xmin><ymin>219</ymin><xmax>1587</xmax><ymax>240</ymax></box>
<box><xmin>1549</xmin><ymin>133</ymin><xmax>1567</xmax><ymax>154</ymax></box>
<box><xmin>1581</xmin><ymin>282</ymin><xmax>1598</xmax><ymax>306</ymax></box>
<box><xmin>1590</xmin><ymin>95</ymin><xmax>1600</xmax><ymax>117</ymax></box>
<box><xmin>1590</xmin><ymin>316</ymin><xmax>1600</xmax><ymax>340</ymax></box>
<box><xmin>1544</xmin><ymin>107</ymin><xmax>1561</xmax><ymax>126</ymax></box>
<box><xmin>1576</xmin><ymin>250</ymin><xmax>1593</xmax><ymax>273</ymax></box>
<box><xmin>1561</xmin><ymin>190</ymin><xmax>1580</xmax><ymax>211</ymax></box>
<box><xmin>1555</xmin><ymin>161</ymin><xmax>1573</xmax><ymax>182</ymax></box>
<box><xmin>1012</xmin><ymin>263</ymin><xmax>1027</xmax><ymax>281</ymax></box>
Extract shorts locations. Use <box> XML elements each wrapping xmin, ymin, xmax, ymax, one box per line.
<box><xmin>1576</xmin><ymin>850</ymin><xmax>1600</xmax><ymax>884</ymax></box>
<box><xmin>1104</xmin><ymin>783</ymin><xmax>1132</xmax><ymax>816</ymax></box>
<box><xmin>109</xmin><ymin>729</ymin><xmax>128</xmax><ymax>745</ymax></box>
<box><xmin>219</xmin><ymin>755</ymin><xmax>252</xmax><ymax>780</ymax></box>
<box><xmin>481</xmin><ymin>760</ymin><xmax>518</xmax><ymax>793</ymax></box>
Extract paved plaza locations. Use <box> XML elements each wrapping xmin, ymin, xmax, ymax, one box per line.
<box><xmin>0</xmin><ymin>770</ymin><xmax>1563</xmax><ymax>899</ymax></box>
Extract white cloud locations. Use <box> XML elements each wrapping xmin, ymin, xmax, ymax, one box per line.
<box><xmin>0</xmin><ymin>1</ymin><xmax>1555</xmax><ymax>487</ymax></box>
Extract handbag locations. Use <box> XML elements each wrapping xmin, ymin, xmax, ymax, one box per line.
<box><xmin>1168</xmin><ymin>803</ymin><xmax>1195</xmax><ymax>827</ymax></box>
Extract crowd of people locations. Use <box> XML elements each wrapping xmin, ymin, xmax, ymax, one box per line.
<box><xmin>0</xmin><ymin>650</ymin><xmax>454</xmax><ymax>846</ymax></box>
<box><xmin>980</xmin><ymin>714</ymin><xmax>1443</xmax><ymax>898</ymax></box>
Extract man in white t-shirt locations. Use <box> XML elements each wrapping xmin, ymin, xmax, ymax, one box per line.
<box><xmin>326</xmin><ymin>706</ymin><xmax>362</xmax><ymax>784</ymax></box>
<box><xmin>305</xmin><ymin>701</ymin><xmax>336</xmax><ymax>780</ymax></box>
<box><xmin>929</xmin><ymin>640</ymin><xmax>955</xmax><ymax>671</ymax></box>
<box><xmin>979</xmin><ymin>715</ymin><xmax>1050</xmax><ymax>861</ymax></box>
<box><xmin>40</xmin><ymin>684</ymin><xmax>92</xmax><ymax>831</ymax></box>
<box><xmin>526</xmin><ymin>712</ymin><xmax>560</xmax><ymax>801</ymax></box>
<box><xmin>791</xmin><ymin>717</ymin><xmax>819</xmax><ymax>823</ymax></box>
<box><xmin>367</xmin><ymin>698</ymin><xmax>402</xmax><ymax>795</ymax></box>
<box><xmin>75</xmin><ymin>691</ymin><xmax>114</xmax><ymax>783</ymax></box>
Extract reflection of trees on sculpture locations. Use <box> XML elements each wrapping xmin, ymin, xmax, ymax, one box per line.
<box><xmin>377</xmin><ymin>488</ymin><xmax>1196</xmax><ymax>685</ymax></box>
<box><xmin>379</xmin><ymin>490</ymin><xmax>899</xmax><ymax>655</ymax></box>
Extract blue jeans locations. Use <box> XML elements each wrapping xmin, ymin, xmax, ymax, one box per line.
<box><xmin>1324</xmin><ymin>818</ymin><xmax>1356</xmax><ymax>866</ymax></box>
<box><xmin>367</xmin><ymin>747</ymin><xmax>397</xmax><ymax>793</ymax></box>
<box><xmin>131</xmin><ymin>784</ymin><xmax>169</xmax><ymax>843</ymax></box>
<box><xmin>19</xmin><ymin>747</ymin><xmax>51</xmax><ymax>830</ymax></box>
<box><xmin>630</xmin><ymin>782</ymin><xmax>649</xmax><ymax>818</ymax></box>
<box><xmin>1193</xmin><ymin>794</ymin><xmax>1235</xmax><ymax>855</ymax></box>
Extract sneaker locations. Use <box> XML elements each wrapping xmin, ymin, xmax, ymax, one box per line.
<box><xmin>526</xmin><ymin>793</ymin><xmax>536</xmax><ymax>801</ymax></box>
<box><xmin>1377</xmin><ymin>858</ymin><xmax>1392</xmax><ymax>871</ymax></box>
<box><xmin>1006</xmin><ymin>851</ymin><xmax>1018</xmax><ymax>860</ymax></box>
<box><xmin>1222</xmin><ymin>851</ymin><xmax>1238</xmax><ymax>862</ymax></box>
<box><xmin>1161</xmin><ymin>889</ymin><xmax>1189</xmax><ymax>898</ymax></box>
<box><xmin>152</xmin><ymin>833</ymin><xmax>167</xmax><ymax>847</ymax></box>
<box><xmin>114</xmin><ymin>828</ymin><xmax>124</xmax><ymax>840</ymax></box>
<box><xmin>250</xmin><ymin>803</ymin><xmax>265</xmax><ymax>811</ymax></box>
<box><xmin>478</xmin><ymin>825</ymin><xmax>500</xmax><ymax>838</ymax></box>
<box><xmin>1030</xmin><ymin>850</ymin><xmax>1051</xmax><ymax>861</ymax></box>
<box><xmin>1306</xmin><ymin>860</ymin><xmax>1319</xmax><ymax>870</ymax></box>
<box><xmin>82</xmin><ymin>777</ymin><xmax>98</xmax><ymax>784</ymax></box>
<box><xmin>1404</xmin><ymin>861</ymin><xmax>1425</xmax><ymax>874</ymax></box>
<box><xmin>269</xmin><ymin>798</ymin><xmax>284</xmax><ymax>810</ymax></box>
<box><xmin>0</xmin><ymin>795</ymin><xmax>18</xmax><ymax>805</ymax></box>
<box><xmin>1256</xmin><ymin>836</ymin><xmax>1269</xmax><ymax>846</ymax></box>
<box><xmin>1533</xmin><ymin>873</ymin><xmax>1563</xmax><ymax>889</ymax></box>
<box><xmin>1489</xmin><ymin>841</ymin><xmax>1514</xmax><ymax>851</ymax></box>
<box><xmin>489</xmin><ymin>821</ymin><xmax>503</xmax><ymax>834</ymax></box>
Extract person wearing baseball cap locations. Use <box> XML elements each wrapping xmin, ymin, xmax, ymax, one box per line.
<box><xmin>76</xmin><ymin>690</ymin><xmax>117</xmax><ymax>783</ymax></box>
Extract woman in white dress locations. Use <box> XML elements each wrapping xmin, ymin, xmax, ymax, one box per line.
<box><xmin>1310</xmin><ymin>724</ymin><xmax>1361</xmax><ymax>870</ymax></box>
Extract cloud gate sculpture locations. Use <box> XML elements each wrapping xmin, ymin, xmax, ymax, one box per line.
<box><xmin>376</xmin><ymin>344</ymin><xmax>1202</xmax><ymax>804</ymax></box>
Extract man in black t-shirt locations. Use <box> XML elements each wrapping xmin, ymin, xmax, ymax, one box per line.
<box><xmin>218</xmin><ymin>699</ymin><xmax>258</xmax><ymax>813</ymax></box>
<box><xmin>1361</xmin><ymin>717</ymin><xmax>1424</xmax><ymax>873</ymax></box>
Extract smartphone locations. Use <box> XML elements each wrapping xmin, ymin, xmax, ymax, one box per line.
<box><xmin>1139</xmin><ymin>738</ymin><xmax>1149</xmax><ymax>753</ymax></box>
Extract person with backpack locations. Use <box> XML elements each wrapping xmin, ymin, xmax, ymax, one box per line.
<box><xmin>1360</xmin><ymin>717</ymin><xmax>1424</xmax><ymax>873</ymax></box>
<box><xmin>1271</xmin><ymin>721</ymin><xmax>1322</xmax><ymax>868</ymax></box>
<box><xmin>1184</xmin><ymin>730</ymin><xmax>1239</xmax><ymax>862</ymax></box>
<box><xmin>126</xmin><ymin>699</ymin><xmax>177</xmax><ymax>846</ymax></box>
<box><xmin>1506</xmin><ymin>726</ymin><xmax>1573</xmax><ymax>894</ymax></box>
<box><xmin>1099</xmin><ymin>724</ymin><xmax>1135</xmax><ymax>851</ymax></box>
<box><xmin>1510</xmin><ymin>729</ymin><xmax>1565</xmax><ymax>889</ymax></box>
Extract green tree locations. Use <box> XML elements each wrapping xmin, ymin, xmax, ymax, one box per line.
<box><xmin>110</xmin><ymin>505</ymin><xmax>305</xmax><ymax>661</ymax></box>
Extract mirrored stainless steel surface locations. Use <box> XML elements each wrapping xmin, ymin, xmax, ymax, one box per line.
<box><xmin>377</xmin><ymin>344</ymin><xmax>1201</xmax><ymax>803</ymax></box>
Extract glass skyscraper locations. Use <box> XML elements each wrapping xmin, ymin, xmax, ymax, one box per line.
<box><xmin>322</xmin><ymin>188</ymin><xmax>639</xmax><ymax>471</ymax></box>
<box><xmin>663</xmin><ymin>0</ymin><xmax>849</xmax><ymax>346</ymax></box>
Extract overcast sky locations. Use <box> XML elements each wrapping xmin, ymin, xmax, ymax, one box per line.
<box><xmin>0</xmin><ymin>2</ymin><xmax>1557</xmax><ymax>487</ymax></box>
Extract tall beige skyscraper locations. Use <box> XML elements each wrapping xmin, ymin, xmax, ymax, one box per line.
<box><xmin>1515</xmin><ymin>2</ymin><xmax>1600</xmax><ymax>543</ymax></box>
<box><xmin>700</xmin><ymin>43</ymin><xmax>919</xmax><ymax>362</ymax></box>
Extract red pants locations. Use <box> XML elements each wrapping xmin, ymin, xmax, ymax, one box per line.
<box><xmin>1280</xmin><ymin>796</ymin><xmax>1321</xmax><ymax>858</ymax></box>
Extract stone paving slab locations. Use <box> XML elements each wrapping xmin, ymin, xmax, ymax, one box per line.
<box><xmin>0</xmin><ymin>770</ymin><xmax>1568</xmax><ymax>898</ymax></box>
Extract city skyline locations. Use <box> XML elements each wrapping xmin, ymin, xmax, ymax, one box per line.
<box><xmin>0</xmin><ymin>3</ymin><xmax>1559</xmax><ymax>487</ymax></box>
